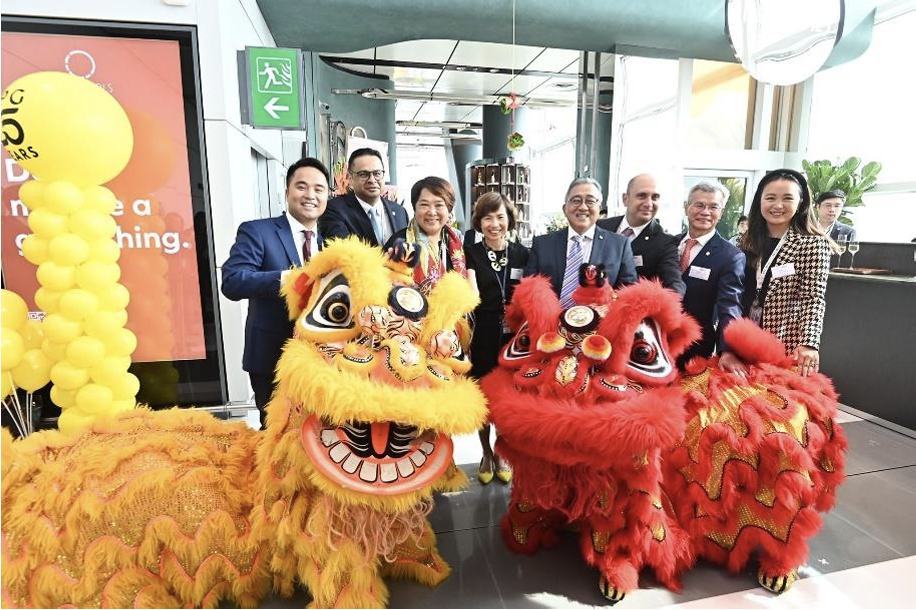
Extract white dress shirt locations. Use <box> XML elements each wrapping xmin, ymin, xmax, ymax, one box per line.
<box><xmin>618</xmin><ymin>217</ymin><xmax>649</xmax><ymax>240</ymax></box>
<box><xmin>566</xmin><ymin>225</ymin><xmax>597</xmax><ymax>263</ymax></box>
<box><xmin>678</xmin><ymin>229</ymin><xmax>716</xmax><ymax>267</ymax></box>
<box><xmin>357</xmin><ymin>196</ymin><xmax>392</xmax><ymax>243</ymax></box>
<box><xmin>285</xmin><ymin>211</ymin><xmax>319</xmax><ymax>265</ymax></box>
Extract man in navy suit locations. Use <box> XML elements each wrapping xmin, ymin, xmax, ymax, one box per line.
<box><xmin>597</xmin><ymin>173</ymin><xmax>686</xmax><ymax>295</ymax></box>
<box><xmin>815</xmin><ymin>190</ymin><xmax>857</xmax><ymax>242</ymax></box>
<box><xmin>525</xmin><ymin>177</ymin><xmax>637</xmax><ymax>302</ymax></box>
<box><xmin>222</xmin><ymin>157</ymin><xmax>330</xmax><ymax>425</ymax></box>
<box><xmin>319</xmin><ymin>148</ymin><xmax>409</xmax><ymax>246</ymax></box>
<box><xmin>676</xmin><ymin>180</ymin><xmax>746</xmax><ymax>375</ymax></box>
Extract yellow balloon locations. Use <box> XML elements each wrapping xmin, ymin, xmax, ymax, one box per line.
<box><xmin>42</xmin><ymin>313</ymin><xmax>82</xmax><ymax>343</ymax></box>
<box><xmin>110</xmin><ymin>372</ymin><xmax>140</xmax><ymax>399</ymax></box>
<box><xmin>27</xmin><ymin>208</ymin><xmax>68</xmax><ymax>238</ymax></box>
<box><xmin>1</xmin><ymin>327</ymin><xmax>25</xmax><ymax>369</ymax></box>
<box><xmin>44</xmin><ymin>180</ymin><xmax>85</xmax><ymax>215</ymax></box>
<box><xmin>74</xmin><ymin>383</ymin><xmax>113</xmax><ymax>414</ymax></box>
<box><xmin>34</xmin><ymin>287</ymin><xmax>63</xmax><ymax>313</ymax></box>
<box><xmin>57</xmin><ymin>408</ymin><xmax>95</xmax><ymax>435</ymax></box>
<box><xmin>20</xmin><ymin>319</ymin><xmax>45</xmax><ymax>350</ymax></box>
<box><xmin>83</xmin><ymin>310</ymin><xmax>127</xmax><ymax>338</ymax></box>
<box><xmin>41</xmin><ymin>338</ymin><xmax>69</xmax><ymax>362</ymax></box>
<box><xmin>82</xmin><ymin>186</ymin><xmax>118</xmax><ymax>215</ymax></box>
<box><xmin>1</xmin><ymin>372</ymin><xmax>11</xmax><ymax>399</ymax></box>
<box><xmin>18</xmin><ymin>180</ymin><xmax>46</xmax><ymax>210</ymax></box>
<box><xmin>21</xmin><ymin>235</ymin><xmax>50</xmax><ymax>265</ymax></box>
<box><xmin>89</xmin><ymin>356</ymin><xmax>130</xmax><ymax>386</ymax></box>
<box><xmin>1</xmin><ymin>71</ymin><xmax>133</xmax><ymax>186</ymax></box>
<box><xmin>50</xmin><ymin>360</ymin><xmax>90</xmax><ymax>390</ymax></box>
<box><xmin>69</xmin><ymin>210</ymin><xmax>117</xmax><ymax>241</ymax></box>
<box><xmin>96</xmin><ymin>283</ymin><xmax>130</xmax><ymax>311</ymax></box>
<box><xmin>58</xmin><ymin>288</ymin><xmax>99</xmax><ymax>321</ymax></box>
<box><xmin>75</xmin><ymin>262</ymin><xmax>120</xmax><ymax>292</ymax></box>
<box><xmin>66</xmin><ymin>336</ymin><xmax>106</xmax><ymax>368</ymax></box>
<box><xmin>36</xmin><ymin>261</ymin><xmax>77</xmax><ymax>291</ymax></box>
<box><xmin>48</xmin><ymin>234</ymin><xmax>90</xmax><ymax>266</ymax></box>
<box><xmin>86</xmin><ymin>239</ymin><xmax>121</xmax><ymax>264</ymax></box>
<box><xmin>48</xmin><ymin>389</ymin><xmax>74</xmax><ymax>413</ymax></box>
<box><xmin>110</xmin><ymin>397</ymin><xmax>136</xmax><ymax>412</ymax></box>
<box><xmin>11</xmin><ymin>348</ymin><xmax>51</xmax><ymax>392</ymax></box>
<box><xmin>1</xmin><ymin>289</ymin><xmax>29</xmax><ymax>331</ymax></box>
<box><xmin>103</xmin><ymin>328</ymin><xmax>137</xmax><ymax>357</ymax></box>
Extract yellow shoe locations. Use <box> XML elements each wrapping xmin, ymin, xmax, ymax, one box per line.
<box><xmin>478</xmin><ymin>455</ymin><xmax>494</xmax><ymax>485</ymax></box>
<box><xmin>495</xmin><ymin>456</ymin><xmax>512</xmax><ymax>483</ymax></box>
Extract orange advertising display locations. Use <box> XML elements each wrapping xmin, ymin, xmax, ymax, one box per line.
<box><xmin>1</xmin><ymin>33</ymin><xmax>205</xmax><ymax>362</ymax></box>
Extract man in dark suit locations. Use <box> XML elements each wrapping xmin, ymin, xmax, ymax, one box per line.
<box><xmin>525</xmin><ymin>178</ymin><xmax>637</xmax><ymax>304</ymax></box>
<box><xmin>597</xmin><ymin>173</ymin><xmax>685</xmax><ymax>295</ymax></box>
<box><xmin>222</xmin><ymin>157</ymin><xmax>331</xmax><ymax>425</ymax></box>
<box><xmin>815</xmin><ymin>190</ymin><xmax>857</xmax><ymax>242</ymax></box>
<box><xmin>319</xmin><ymin>147</ymin><xmax>409</xmax><ymax>247</ymax></box>
<box><xmin>676</xmin><ymin>180</ymin><xmax>746</xmax><ymax>375</ymax></box>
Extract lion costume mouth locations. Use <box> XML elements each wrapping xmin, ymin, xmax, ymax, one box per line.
<box><xmin>302</xmin><ymin>414</ymin><xmax>453</xmax><ymax>494</ymax></box>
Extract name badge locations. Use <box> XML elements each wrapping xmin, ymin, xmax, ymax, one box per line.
<box><xmin>633</xmin><ymin>255</ymin><xmax>644</xmax><ymax>267</ymax></box>
<box><xmin>688</xmin><ymin>266</ymin><xmax>711</xmax><ymax>280</ymax></box>
<box><xmin>772</xmin><ymin>263</ymin><xmax>796</xmax><ymax>278</ymax></box>
<box><xmin>510</xmin><ymin>268</ymin><xmax>523</xmax><ymax>280</ymax></box>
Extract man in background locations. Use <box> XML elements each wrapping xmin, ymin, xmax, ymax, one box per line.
<box><xmin>729</xmin><ymin>215</ymin><xmax>748</xmax><ymax>246</ymax></box>
<box><xmin>597</xmin><ymin>173</ymin><xmax>685</xmax><ymax>295</ymax></box>
<box><xmin>525</xmin><ymin>177</ymin><xmax>637</xmax><ymax>305</ymax></box>
<box><xmin>222</xmin><ymin>157</ymin><xmax>330</xmax><ymax>426</ymax></box>
<box><xmin>815</xmin><ymin>190</ymin><xmax>857</xmax><ymax>242</ymax></box>
<box><xmin>675</xmin><ymin>180</ymin><xmax>745</xmax><ymax>375</ymax></box>
<box><xmin>319</xmin><ymin>148</ymin><xmax>408</xmax><ymax>246</ymax></box>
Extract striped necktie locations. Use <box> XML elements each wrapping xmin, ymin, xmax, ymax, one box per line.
<box><xmin>680</xmin><ymin>238</ymin><xmax>698</xmax><ymax>272</ymax></box>
<box><xmin>559</xmin><ymin>235</ymin><xmax>583</xmax><ymax>307</ymax></box>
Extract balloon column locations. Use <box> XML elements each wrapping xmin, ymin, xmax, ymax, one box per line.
<box><xmin>2</xmin><ymin>71</ymin><xmax>137</xmax><ymax>434</ymax></box>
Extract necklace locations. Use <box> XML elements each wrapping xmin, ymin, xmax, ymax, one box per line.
<box><xmin>485</xmin><ymin>242</ymin><xmax>508</xmax><ymax>271</ymax></box>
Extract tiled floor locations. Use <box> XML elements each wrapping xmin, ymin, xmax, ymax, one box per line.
<box><xmin>248</xmin><ymin>408</ymin><xmax>915</xmax><ymax>608</ymax></box>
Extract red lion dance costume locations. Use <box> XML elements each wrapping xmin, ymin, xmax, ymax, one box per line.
<box><xmin>482</xmin><ymin>267</ymin><xmax>846</xmax><ymax>604</ymax></box>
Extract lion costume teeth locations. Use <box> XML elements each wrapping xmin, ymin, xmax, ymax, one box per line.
<box><xmin>1</xmin><ymin>238</ymin><xmax>487</xmax><ymax>609</ymax></box>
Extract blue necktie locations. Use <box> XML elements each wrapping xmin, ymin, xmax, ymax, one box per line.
<box><xmin>368</xmin><ymin>207</ymin><xmax>383</xmax><ymax>244</ymax></box>
<box><xmin>559</xmin><ymin>235</ymin><xmax>583</xmax><ymax>307</ymax></box>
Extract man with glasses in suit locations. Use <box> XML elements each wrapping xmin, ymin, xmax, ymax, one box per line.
<box><xmin>319</xmin><ymin>147</ymin><xmax>409</xmax><ymax>247</ymax></box>
<box><xmin>676</xmin><ymin>180</ymin><xmax>746</xmax><ymax>375</ymax></box>
<box><xmin>525</xmin><ymin>177</ymin><xmax>637</xmax><ymax>305</ymax></box>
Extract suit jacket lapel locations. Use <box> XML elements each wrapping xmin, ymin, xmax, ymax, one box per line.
<box><xmin>276</xmin><ymin>215</ymin><xmax>299</xmax><ymax>266</ymax></box>
<box><xmin>383</xmin><ymin>200</ymin><xmax>404</xmax><ymax>232</ymax></box>
<box><xmin>589</xmin><ymin>228</ymin><xmax>606</xmax><ymax>265</ymax></box>
<box><xmin>347</xmin><ymin>194</ymin><xmax>376</xmax><ymax>241</ymax></box>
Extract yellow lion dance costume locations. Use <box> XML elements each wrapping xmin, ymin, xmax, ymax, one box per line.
<box><xmin>1</xmin><ymin>238</ymin><xmax>487</xmax><ymax>609</ymax></box>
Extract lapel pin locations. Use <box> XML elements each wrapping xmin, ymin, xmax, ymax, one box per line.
<box><xmin>644</xmin><ymin>236</ymin><xmax>649</xmax><ymax>240</ymax></box>
<box><xmin>706</xmin><ymin>251</ymin><xmax>711</xmax><ymax>256</ymax></box>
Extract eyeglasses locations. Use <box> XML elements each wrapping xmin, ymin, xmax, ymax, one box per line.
<box><xmin>351</xmin><ymin>169</ymin><xmax>385</xmax><ymax>181</ymax></box>
<box><xmin>688</xmin><ymin>201</ymin><xmax>724</xmax><ymax>212</ymax></box>
<box><xmin>566</xmin><ymin>196</ymin><xmax>600</xmax><ymax>209</ymax></box>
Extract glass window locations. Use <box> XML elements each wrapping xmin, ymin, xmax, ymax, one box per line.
<box><xmin>851</xmin><ymin>191</ymin><xmax>916</xmax><ymax>243</ymax></box>
<box><xmin>689</xmin><ymin>60</ymin><xmax>754</xmax><ymax>150</ymax></box>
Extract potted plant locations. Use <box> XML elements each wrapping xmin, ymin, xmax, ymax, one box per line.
<box><xmin>802</xmin><ymin>157</ymin><xmax>882</xmax><ymax>224</ymax></box>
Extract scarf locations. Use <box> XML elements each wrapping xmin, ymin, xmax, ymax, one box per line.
<box><xmin>405</xmin><ymin>219</ymin><xmax>467</xmax><ymax>294</ymax></box>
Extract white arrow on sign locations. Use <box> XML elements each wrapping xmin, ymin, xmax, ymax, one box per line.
<box><xmin>264</xmin><ymin>96</ymin><xmax>290</xmax><ymax>119</ymax></box>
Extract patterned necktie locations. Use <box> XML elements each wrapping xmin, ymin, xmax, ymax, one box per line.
<box><xmin>559</xmin><ymin>235</ymin><xmax>584</xmax><ymax>307</ymax></box>
<box><xmin>302</xmin><ymin>229</ymin><xmax>314</xmax><ymax>263</ymax></box>
<box><xmin>621</xmin><ymin>227</ymin><xmax>635</xmax><ymax>239</ymax></box>
<box><xmin>368</xmin><ymin>207</ymin><xmax>383</xmax><ymax>244</ymax></box>
<box><xmin>680</xmin><ymin>238</ymin><xmax>698</xmax><ymax>272</ymax></box>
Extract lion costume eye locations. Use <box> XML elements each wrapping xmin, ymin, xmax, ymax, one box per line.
<box><xmin>503</xmin><ymin>322</ymin><xmax>531</xmax><ymax>361</ymax></box>
<box><xmin>626</xmin><ymin>319</ymin><xmax>671</xmax><ymax>378</ymax></box>
<box><xmin>301</xmin><ymin>271</ymin><xmax>355</xmax><ymax>333</ymax></box>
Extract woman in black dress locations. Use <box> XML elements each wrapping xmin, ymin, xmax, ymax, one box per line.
<box><xmin>465</xmin><ymin>193</ymin><xmax>529</xmax><ymax>484</ymax></box>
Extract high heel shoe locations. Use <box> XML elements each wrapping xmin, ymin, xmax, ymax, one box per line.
<box><xmin>478</xmin><ymin>455</ymin><xmax>494</xmax><ymax>485</ymax></box>
<box><xmin>495</xmin><ymin>455</ymin><xmax>512</xmax><ymax>483</ymax></box>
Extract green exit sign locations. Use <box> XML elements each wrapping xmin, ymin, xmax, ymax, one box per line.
<box><xmin>242</xmin><ymin>47</ymin><xmax>304</xmax><ymax>130</ymax></box>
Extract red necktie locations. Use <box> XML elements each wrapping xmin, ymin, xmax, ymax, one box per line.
<box><xmin>302</xmin><ymin>230</ymin><xmax>314</xmax><ymax>263</ymax></box>
<box><xmin>680</xmin><ymin>238</ymin><xmax>698</xmax><ymax>272</ymax></box>
<box><xmin>621</xmin><ymin>227</ymin><xmax>635</xmax><ymax>239</ymax></box>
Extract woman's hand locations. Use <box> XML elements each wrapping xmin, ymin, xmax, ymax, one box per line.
<box><xmin>792</xmin><ymin>345</ymin><xmax>819</xmax><ymax>376</ymax></box>
<box><xmin>718</xmin><ymin>351</ymin><xmax>748</xmax><ymax>378</ymax></box>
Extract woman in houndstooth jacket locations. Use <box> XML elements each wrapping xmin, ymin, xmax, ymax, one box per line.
<box><xmin>739</xmin><ymin>169</ymin><xmax>833</xmax><ymax>377</ymax></box>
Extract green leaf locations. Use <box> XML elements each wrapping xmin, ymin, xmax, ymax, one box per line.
<box><xmin>841</xmin><ymin>156</ymin><xmax>861</xmax><ymax>173</ymax></box>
